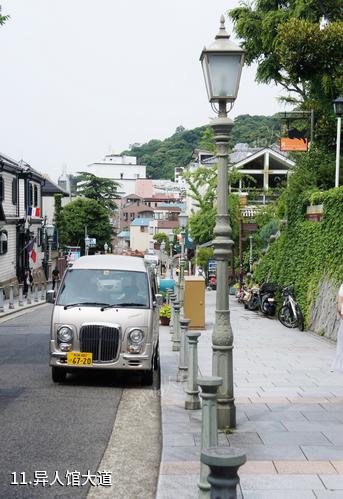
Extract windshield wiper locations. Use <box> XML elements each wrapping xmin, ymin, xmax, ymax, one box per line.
<box><xmin>63</xmin><ymin>302</ymin><xmax>110</xmax><ymax>310</ymax></box>
<box><xmin>101</xmin><ymin>302</ymin><xmax>146</xmax><ymax>311</ymax></box>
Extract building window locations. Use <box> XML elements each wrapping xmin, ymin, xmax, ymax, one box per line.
<box><xmin>29</xmin><ymin>183</ymin><xmax>33</xmax><ymax>206</ymax></box>
<box><xmin>37</xmin><ymin>227</ymin><xmax>42</xmax><ymax>247</ymax></box>
<box><xmin>34</xmin><ymin>184</ymin><xmax>38</xmax><ymax>207</ymax></box>
<box><xmin>140</xmin><ymin>226</ymin><xmax>146</xmax><ymax>233</ymax></box>
<box><xmin>0</xmin><ymin>231</ymin><xmax>8</xmax><ymax>255</ymax></box>
<box><xmin>0</xmin><ymin>176</ymin><xmax>4</xmax><ymax>202</ymax></box>
<box><xmin>12</xmin><ymin>178</ymin><xmax>17</xmax><ymax>205</ymax></box>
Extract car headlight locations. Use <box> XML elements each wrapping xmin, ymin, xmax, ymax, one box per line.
<box><xmin>128</xmin><ymin>329</ymin><xmax>144</xmax><ymax>345</ymax></box>
<box><xmin>57</xmin><ymin>326</ymin><xmax>73</xmax><ymax>343</ymax></box>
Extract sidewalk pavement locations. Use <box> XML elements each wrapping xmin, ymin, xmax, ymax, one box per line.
<box><xmin>157</xmin><ymin>290</ymin><xmax>343</xmax><ymax>499</ymax></box>
<box><xmin>0</xmin><ymin>295</ymin><xmax>46</xmax><ymax>321</ymax></box>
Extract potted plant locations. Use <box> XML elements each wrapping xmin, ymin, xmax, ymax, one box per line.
<box><xmin>160</xmin><ymin>304</ymin><xmax>171</xmax><ymax>326</ymax></box>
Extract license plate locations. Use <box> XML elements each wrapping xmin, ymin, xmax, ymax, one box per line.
<box><xmin>67</xmin><ymin>352</ymin><xmax>93</xmax><ymax>366</ymax></box>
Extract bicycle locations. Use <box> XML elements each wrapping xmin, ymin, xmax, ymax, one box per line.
<box><xmin>278</xmin><ymin>285</ymin><xmax>304</xmax><ymax>331</ymax></box>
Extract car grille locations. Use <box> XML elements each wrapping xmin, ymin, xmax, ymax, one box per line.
<box><xmin>79</xmin><ymin>325</ymin><xmax>119</xmax><ymax>362</ymax></box>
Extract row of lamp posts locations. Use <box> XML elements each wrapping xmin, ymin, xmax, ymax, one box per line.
<box><xmin>165</xmin><ymin>16</ymin><xmax>250</xmax><ymax>497</ymax></box>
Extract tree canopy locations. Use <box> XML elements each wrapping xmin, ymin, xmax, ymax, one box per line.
<box><xmin>76</xmin><ymin>172</ymin><xmax>120</xmax><ymax>211</ymax></box>
<box><xmin>62</xmin><ymin>198</ymin><xmax>113</xmax><ymax>253</ymax></box>
<box><xmin>229</xmin><ymin>1</ymin><xmax>343</xmax><ymax>149</ymax></box>
<box><xmin>121</xmin><ymin>115</ymin><xmax>282</xmax><ymax>180</ymax></box>
<box><xmin>0</xmin><ymin>5</ymin><xmax>9</xmax><ymax>26</ymax></box>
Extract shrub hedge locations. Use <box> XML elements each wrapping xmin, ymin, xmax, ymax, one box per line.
<box><xmin>254</xmin><ymin>186</ymin><xmax>343</xmax><ymax>326</ymax></box>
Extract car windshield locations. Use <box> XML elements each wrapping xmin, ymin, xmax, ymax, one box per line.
<box><xmin>57</xmin><ymin>269</ymin><xmax>150</xmax><ymax>308</ymax></box>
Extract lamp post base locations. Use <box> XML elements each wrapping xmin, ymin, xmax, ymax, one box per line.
<box><xmin>212</xmin><ymin>343</ymin><xmax>236</xmax><ymax>429</ymax></box>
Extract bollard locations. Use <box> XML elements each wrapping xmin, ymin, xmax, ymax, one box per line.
<box><xmin>174</xmin><ymin>281</ymin><xmax>180</xmax><ymax>303</ymax></box>
<box><xmin>172</xmin><ymin>301</ymin><xmax>181</xmax><ymax>352</ymax></box>
<box><xmin>27</xmin><ymin>284</ymin><xmax>32</xmax><ymax>304</ymax></box>
<box><xmin>197</xmin><ymin>376</ymin><xmax>223</xmax><ymax>499</ymax></box>
<box><xmin>9</xmin><ymin>285</ymin><xmax>15</xmax><ymax>309</ymax></box>
<box><xmin>41</xmin><ymin>283</ymin><xmax>46</xmax><ymax>301</ymax></box>
<box><xmin>0</xmin><ymin>287</ymin><xmax>4</xmax><ymax>313</ymax></box>
<box><xmin>169</xmin><ymin>293</ymin><xmax>177</xmax><ymax>337</ymax></box>
<box><xmin>18</xmin><ymin>283</ymin><xmax>24</xmax><ymax>306</ymax></box>
<box><xmin>177</xmin><ymin>317</ymin><xmax>191</xmax><ymax>382</ymax></box>
<box><xmin>34</xmin><ymin>283</ymin><xmax>39</xmax><ymax>302</ymax></box>
<box><xmin>201</xmin><ymin>447</ymin><xmax>246</xmax><ymax>499</ymax></box>
<box><xmin>166</xmin><ymin>288</ymin><xmax>173</xmax><ymax>305</ymax></box>
<box><xmin>185</xmin><ymin>332</ymin><xmax>201</xmax><ymax>410</ymax></box>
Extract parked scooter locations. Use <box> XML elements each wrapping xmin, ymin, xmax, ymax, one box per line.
<box><xmin>259</xmin><ymin>282</ymin><xmax>278</xmax><ymax>316</ymax></box>
<box><xmin>246</xmin><ymin>286</ymin><xmax>260</xmax><ymax>311</ymax></box>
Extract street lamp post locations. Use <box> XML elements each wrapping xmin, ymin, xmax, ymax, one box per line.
<box><xmin>45</xmin><ymin>224</ymin><xmax>55</xmax><ymax>283</ymax></box>
<box><xmin>249</xmin><ymin>235</ymin><xmax>253</xmax><ymax>274</ymax></box>
<box><xmin>178</xmin><ymin>211</ymin><xmax>188</xmax><ymax>306</ymax></box>
<box><xmin>333</xmin><ymin>97</ymin><xmax>343</xmax><ymax>188</ymax></box>
<box><xmin>160</xmin><ymin>241</ymin><xmax>166</xmax><ymax>275</ymax></box>
<box><xmin>168</xmin><ymin>233</ymin><xmax>174</xmax><ymax>278</ymax></box>
<box><xmin>200</xmin><ymin>15</ymin><xmax>245</xmax><ymax>429</ymax></box>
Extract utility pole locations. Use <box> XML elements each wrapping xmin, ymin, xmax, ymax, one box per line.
<box><xmin>85</xmin><ymin>225</ymin><xmax>89</xmax><ymax>256</ymax></box>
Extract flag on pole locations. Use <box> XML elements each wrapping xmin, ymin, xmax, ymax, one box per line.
<box><xmin>26</xmin><ymin>237</ymin><xmax>37</xmax><ymax>263</ymax></box>
<box><xmin>27</xmin><ymin>207</ymin><xmax>41</xmax><ymax>217</ymax></box>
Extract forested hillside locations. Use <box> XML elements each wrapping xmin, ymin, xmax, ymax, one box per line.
<box><xmin>121</xmin><ymin>115</ymin><xmax>280</xmax><ymax>179</ymax></box>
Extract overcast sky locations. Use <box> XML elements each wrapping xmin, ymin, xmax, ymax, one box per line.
<box><xmin>0</xmin><ymin>1</ymin><xmax>290</xmax><ymax>180</ymax></box>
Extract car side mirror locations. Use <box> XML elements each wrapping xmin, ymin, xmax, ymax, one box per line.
<box><xmin>155</xmin><ymin>294</ymin><xmax>163</xmax><ymax>306</ymax></box>
<box><xmin>46</xmin><ymin>289</ymin><xmax>55</xmax><ymax>304</ymax></box>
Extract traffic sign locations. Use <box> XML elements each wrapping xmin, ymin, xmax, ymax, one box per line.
<box><xmin>85</xmin><ymin>237</ymin><xmax>96</xmax><ymax>247</ymax></box>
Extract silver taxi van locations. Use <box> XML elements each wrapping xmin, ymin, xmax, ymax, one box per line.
<box><xmin>48</xmin><ymin>255</ymin><xmax>161</xmax><ymax>384</ymax></box>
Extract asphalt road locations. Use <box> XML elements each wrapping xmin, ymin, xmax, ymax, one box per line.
<box><xmin>0</xmin><ymin>304</ymin><xmax>147</xmax><ymax>499</ymax></box>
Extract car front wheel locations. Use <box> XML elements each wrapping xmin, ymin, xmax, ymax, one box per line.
<box><xmin>52</xmin><ymin>367</ymin><xmax>67</xmax><ymax>383</ymax></box>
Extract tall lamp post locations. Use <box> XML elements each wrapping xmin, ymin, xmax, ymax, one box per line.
<box><xmin>333</xmin><ymin>97</ymin><xmax>343</xmax><ymax>188</ymax></box>
<box><xmin>160</xmin><ymin>241</ymin><xmax>166</xmax><ymax>275</ymax></box>
<box><xmin>200</xmin><ymin>15</ymin><xmax>245</xmax><ymax>429</ymax></box>
<box><xmin>249</xmin><ymin>234</ymin><xmax>253</xmax><ymax>274</ymax></box>
<box><xmin>168</xmin><ymin>232</ymin><xmax>174</xmax><ymax>278</ymax></box>
<box><xmin>178</xmin><ymin>211</ymin><xmax>188</xmax><ymax>304</ymax></box>
<box><xmin>45</xmin><ymin>224</ymin><xmax>55</xmax><ymax>282</ymax></box>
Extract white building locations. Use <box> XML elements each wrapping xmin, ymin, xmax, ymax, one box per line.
<box><xmin>84</xmin><ymin>154</ymin><xmax>146</xmax><ymax>197</ymax></box>
<box><xmin>42</xmin><ymin>176</ymin><xmax>71</xmax><ymax>224</ymax></box>
<box><xmin>130</xmin><ymin>218</ymin><xmax>152</xmax><ymax>252</ymax></box>
<box><xmin>0</xmin><ymin>153</ymin><xmax>45</xmax><ymax>289</ymax></box>
<box><xmin>184</xmin><ymin>145</ymin><xmax>295</xmax><ymax>215</ymax></box>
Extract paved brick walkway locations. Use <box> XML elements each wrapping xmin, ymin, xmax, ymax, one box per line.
<box><xmin>157</xmin><ymin>290</ymin><xmax>343</xmax><ymax>499</ymax></box>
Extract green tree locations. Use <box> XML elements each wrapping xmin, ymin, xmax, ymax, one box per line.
<box><xmin>153</xmin><ymin>232</ymin><xmax>170</xmax><ymax>251</ymax></box>
<box><xmin>76</xmin><ymin>172</ymin><xmax>120</xmax><ymax>211</ymax></box>
<box><xmin>199</xmin><ymin>126</ymin><xmax>216</xmax><ymax>152</ymax></box>
<box><xmin>196</xmin><ymin>248</ymin><xmax>214</xmax><ymax>274</ymax></box>
<box><xmin>189</xmin><ymin>207</ymin><xmax>216</xmax><ymax>246</ymax></box>
<box><xmin>53</xmin><ymin>194</ymin><xmax>67</xmax><ymax>247</ymax></box>
<box><xmin>229</xmin><ymin>2</ymin><xmax>343</xmax><ymax>148</ymax></box>
<box><xmin>62</xmin><ymin>198</ymin><xmax>113</xmax><ymax>253</ymax></box>
<box><xmin>0</xmin><ymin>5</ymin><xmax>9</xmax><ymax>26</ymax></box>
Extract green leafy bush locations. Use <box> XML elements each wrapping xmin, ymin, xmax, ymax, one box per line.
<box><xmin>159</xmin><ymin>304</ymin><xmax>171</xmax><ymax>319</ymax></box>
<box><xmin>254</xmin><ymin>187</ymin><xmax>343</xmax><ymax>327</ymax></box>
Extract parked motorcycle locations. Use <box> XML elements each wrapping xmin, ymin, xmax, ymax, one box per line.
<box><xmin>278</xmin><ymin>285</ymin><xmax>304</xmax><ymax>331</ymax></box>
<box><xmin>246</xmin><ymin>287</ymin><xmax>260</xmax><ymax>311</ymax></box>
<box><xmin>259</xmin><ymin>282</ymin><xmax>278</xmax><ymax>316</ymax></box>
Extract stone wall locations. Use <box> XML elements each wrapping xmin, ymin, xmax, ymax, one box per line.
<box><xmin>309</xmin><ymin>277</ymin><xmax>341</xmax><ymax>341</ymax></box>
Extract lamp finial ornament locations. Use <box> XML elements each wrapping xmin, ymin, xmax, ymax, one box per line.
<box><xmin>216</xmin><ymin>14</ymin><xmax>230</xmax><ymax>39</ymax></box>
